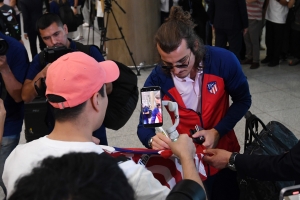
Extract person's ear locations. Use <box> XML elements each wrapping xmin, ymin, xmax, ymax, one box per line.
<box><xmin>91</xmin><ymin>92</ymin><xmax>100</xmax><ymax>111</ymax></box>
<box><xmin>193</xmin><ymin>41</ymin><xmax>199</xmax><ymax>52</ymax></box>
<box><xmin>63</xmin><ymin>24</ymin><xmax>68</xmax><ymax>34</ymax></box>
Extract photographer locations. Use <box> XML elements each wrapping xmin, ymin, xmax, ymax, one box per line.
<box><xmin>21</xmin><ymin>13</ymin><xmax>109</xmax><ymax>144</ymax></box>
<box><xmin>0</xmin><ymin>32</ymin><xmax>29</xmax><ymax>198</ymax></box>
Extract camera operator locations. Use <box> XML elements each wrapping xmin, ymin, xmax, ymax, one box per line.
<box><xmin>21</xmin><ymin>13</ymin><xmax>109</xmax><ymax>144</ymax></box>
<box><xmin>0</xmin><ymin>32</ymin><xmax>29</xmax><ymax>198</ymax></box>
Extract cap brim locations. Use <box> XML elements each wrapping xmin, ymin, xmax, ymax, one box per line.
<box><xmin>99</xmin><ymin>60</ymin><xmax>120</xmax><ymax>83</ymax></box>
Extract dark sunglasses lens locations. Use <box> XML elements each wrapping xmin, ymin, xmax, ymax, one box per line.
<box><xmin>161</xmin><ymin>65</ymin><xmax>173</xmax><ymax>69</ymax></box>
<box><xmin>177</xmin><ymin>65</ymin><xmax>188</xmax><ymax>68</ymax></box>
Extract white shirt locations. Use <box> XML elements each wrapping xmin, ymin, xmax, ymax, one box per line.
<box><xmin>172</xmin><ymin>69</ymin><xmax>203</xmax><ymax>112</ymax></box>
<box><xmin>3</xmin><ymin>136</ymin><xmax>170</xmax><ymax>199</ymax></box>
<box><xmin>265</xmin><ymin>0</ymin><xmax>289</xmax><ymax>24</ymax></box>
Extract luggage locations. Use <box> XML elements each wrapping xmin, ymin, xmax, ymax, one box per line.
<box><xmin>24</xmin><ymin>97</ymin><xmax>49</xmax><ymax>142</ymax></box>
<box><xmin>239</xmin><ymin>111</ymin><xmax>298</xmax><ymax>200</ymax></box>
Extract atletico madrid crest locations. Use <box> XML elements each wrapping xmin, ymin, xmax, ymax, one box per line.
<box><xmin>207</xmin><ymin>81</ymin><xmax>218</xmax><ymax>94</ymax></box>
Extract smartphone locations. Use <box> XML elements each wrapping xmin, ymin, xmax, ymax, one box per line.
<box><xmin>279</xmin><ymin>185</ymin><xmax>300</xmax><ymax>200</ymax></box>
<box><xmin>141</xmin><ymin>86</ymin><xmax>163</xmax><ymax>128</ymax></box>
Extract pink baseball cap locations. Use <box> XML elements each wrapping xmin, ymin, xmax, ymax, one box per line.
<box><xmin>46</xmin><ymin>52</ymin><xmax>119</xmax><ymax>109</ymax></box>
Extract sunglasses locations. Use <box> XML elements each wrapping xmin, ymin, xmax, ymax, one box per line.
<box><xmin>161</xmin><ymin>51</ymin><xmax>192</xmax><ymax>70</ymax></box>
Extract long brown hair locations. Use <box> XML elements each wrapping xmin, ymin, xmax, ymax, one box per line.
<box><xmin>155</xmin><ymin>6</ymin><xmax>205</xmax><ymax>73</ymax></box>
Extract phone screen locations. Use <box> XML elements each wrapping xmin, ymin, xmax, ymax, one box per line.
<box><xmin>280</xmin><ymin>185</ymin><xmax>300</xmax><ymax>200</ymax></box>
<box><xmin>141</xmin><ymin>86</ymin><xmax>163</xmax><ymax>128</ymax></box>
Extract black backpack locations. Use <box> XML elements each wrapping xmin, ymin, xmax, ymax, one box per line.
<box><xmin>39</xmin><ymin>42</ymin><xmax>139</xmax><ymax>130</ymax></box>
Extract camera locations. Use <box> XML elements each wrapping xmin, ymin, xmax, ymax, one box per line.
<box><xmin>44</xmin><ymin>46</ymin><xmax>72</xmax><ymax>63</ymax></box>
<box><xmin>0</xmin><ymin>38</ymin><xmax>8</xmax><ymax>56</ymax></box>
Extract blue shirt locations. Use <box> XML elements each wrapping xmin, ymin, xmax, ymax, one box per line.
<box><xmin>0</xmin><ymin>32</ymin><xmax>29</xmax><ymax>137</ymax></box>
<box><xmin>26</xmin><ymin>40</ymin><xmax>108</xmax><ymax>144</ymax></box>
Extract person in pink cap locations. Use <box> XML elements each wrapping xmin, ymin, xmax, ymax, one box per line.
<box><xmin>2</xmin><ymin>52</ymin><xmax>204</xmax><ymax>200</ymax></box>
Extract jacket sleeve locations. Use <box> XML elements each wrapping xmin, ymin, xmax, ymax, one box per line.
<box><xmin>235</xmin><ymin>141</ymin><xmax>300</xmax><ymax>181</ymax></box>
<box><xmin>213</xmin><ymin>50</ymin><xmax>251</xmax><ymax>137</ymax></box>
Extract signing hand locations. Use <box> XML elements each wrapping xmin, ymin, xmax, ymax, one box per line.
<box><xmin>24</xmin><ymin>33</ymin><xmax>28</xmax><ymax>40</ymax></box>
<box><xmin>192</xmin><ymin>128</ymin><xmax>220</xmax><ymax>149</ymax></box>
<box><xmin>151</xmin><ymin>132</ymin><xmax>171</xmax><ymax>150</ymax></box>
<box><xmin>202</xmin><ymin>148</ymin><xmax>232</xmax><ymax>169</ymax></box>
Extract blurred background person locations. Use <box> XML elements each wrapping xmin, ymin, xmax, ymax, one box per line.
<box><xmin>240</xmin><ymin>0</ymin><xmax>265</xmax><ymax>69</ymax></box>
<box><xmin>208</xmin><ymin>0</ymin><xmax>248</xmax><ymax>60</ymax></box>
<box><xmin>178</xmin><ymin>0</ymin><xmax>209</xmax><ymax>44</ymax></box>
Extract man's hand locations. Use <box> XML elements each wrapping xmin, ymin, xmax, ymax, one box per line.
<box><xmin>151</xmin><ymin>132</ymin><xmax>171</xmax><ymax>150</ymax></box>
<box><xmin>72</xmin><ymin>7</ymin><xmax>78</xmax><ymax>15</ymax></box>
<box><xmin>243</xmin><ymin>28</ymin><xmax>248</xmax><ymax>35</ymax></box>
<box><xmin>24</xmin><ymin>33</ymin><xmax>28</xmax><ymax>40</ymax></box>
<box><xmin>203</xmin><ymin>148</ymin><xmax>232</xmax><ymax>169</ymax></box>
<box><xmin>0</xmin><ymin>55</ymin><xmax>9</xmax><ymax>73</ymax></box>
<box><xmin>192</xmin><ymin>128</ymin><xmax>220</xmax><ymax>149</ymax></box>
<box><xmin>168</xmin><ymin>134</ymin><xmax>195</xmax><ymax>160</ymax></box>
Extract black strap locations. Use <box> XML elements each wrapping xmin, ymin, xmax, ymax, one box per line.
<box><xmin>244</xmin><ymin>111</ymin><xmax>291</xmax><ymax>155</ymax></box>
<box><xmin>244</xmin><ymin>111</ymin><xmax>273</xmax><ymax>155</ymax></box>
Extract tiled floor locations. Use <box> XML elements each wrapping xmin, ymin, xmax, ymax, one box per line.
<box><xmin>2</xmin><ymin>17</ymin><xmax>300</xmax><ymax>199</ymax></box>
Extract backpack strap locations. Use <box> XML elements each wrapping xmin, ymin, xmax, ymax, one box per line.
<box><xmin>73</xmin><ymin>41</ymin><xmax>92</xmax><ymax>55</ymax></box>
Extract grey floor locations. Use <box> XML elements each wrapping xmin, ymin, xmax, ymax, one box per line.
<box><xmin>1</xmin><ymin>20</ymin><xmax>300</xmax><ymax>198</ymax></box>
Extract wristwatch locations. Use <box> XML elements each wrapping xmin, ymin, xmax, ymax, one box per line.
<box><xmin>227</xmin><ymin>152</ymin><xmax>238</xmax><ymax>171</ymax></box>
<box><xmin>148</xmin><ymin>137</ymin><xmax>153</xmax><ymax>149</ymax></box>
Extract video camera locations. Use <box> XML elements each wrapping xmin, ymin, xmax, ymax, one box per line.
<box><xmin>44</xmin><ymin>46</ymin><xmax>72</xmax><ymax>63</ymax></box>
<box><xmin>34</xmin><ymin>46</ymin><xmax>72</xmax><ymax>97</ymax></box>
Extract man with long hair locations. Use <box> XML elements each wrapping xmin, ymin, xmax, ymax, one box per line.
<box><xmin>137</xmin><ymin>6</ymin><xmax>251</xmax><ymax>200</ymax></box>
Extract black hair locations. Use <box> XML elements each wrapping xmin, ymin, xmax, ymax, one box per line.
<box><xmin>51</xmin><ymin>86</ymin><xmax>106</xmax><ymax>122</ymax></box>
<box><xmin>36</xmin><ymin>13</ymin><xmax>64</xmax><ymax>32</ymax></box>
<box><xmin>9</xmin><ymin>152</ymin><xmax>135</xmax><ymax>200</ymax></box>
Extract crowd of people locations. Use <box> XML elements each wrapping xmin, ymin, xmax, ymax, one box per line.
<box><xmin>0</xmin><ymin>0</ymin><xmax>299</xmax><ymax>200</ymax></box>
<box><xmin>163</xmin><ymin>0</ymin><xmax>300</xmax><ymax>69</ymax></box>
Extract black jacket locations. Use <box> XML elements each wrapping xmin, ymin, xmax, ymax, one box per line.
<box><xmin>208</xmin><ymin>0</ymin><xmax>248</xmax><ymax>30</ymax></box>
<box><xmin>236</xmin><ymin>140</ymin><xmax>300</xmax><ymax>182</ymax></box>
<box><xmin>19</xmin><ymin>0</ymin><xmax>49</xmax><ymax>34</ymax></box>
